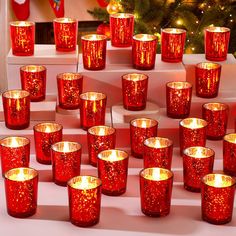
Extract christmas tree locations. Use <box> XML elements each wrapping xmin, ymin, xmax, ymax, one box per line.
<box><xmin>88</xmin><ymin>0</ymin><xmax>236</xmax><ymax>54</ymax></box>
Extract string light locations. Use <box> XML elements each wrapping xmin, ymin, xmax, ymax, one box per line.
<box><xmin>176</xmin><ymin>19</ymin><xmax>183</xmax><ymax>25</ymax></box>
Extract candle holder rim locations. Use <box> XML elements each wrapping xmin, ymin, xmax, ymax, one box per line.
<box><xmin>202</xmin><ymin>102</ymin><xmax>229</xmax><ymax>111</ymax></box>
<box><xmin>122</xmin><ymin>73</ymin><xmax>149</xmax><ymax>81</ymax></box>
<box><xmin>10</xmin><ymin>21</ymin><xmax>35</xmax><ymax>27</ymax></box>
<box><xmin>223</xmin><ymin>133</ymin><xmax>236</xmax><ymax>143</ymax></box>
<box><xmin>33</xmin><ymin>122</ymin><xmax>63</xmax><ymax>133</ymax></box>
<box><xmin>51</xmin><ymin>141</ymin><xmax>82</xmax><ymax>153</ymax></box>
<box><xmin>205</xmin><ymin>26</ymin><xmax>230</xmax><ymax>33</ymax></box>
<box><xmin>80</xmin><ymin>92</ymin><xmax>107</xmax><ymax>101</ymax></box>
<box><xmin>97</xmin><ymin>149</ymin><xmax>129</xmax><ymax>161</ymax></box>
<box><xmin>144</xmin><ymin>137</ymin><xmax>173</xmax><ymax>148</ymax></box>
<box><xmin>180</xmin><ymin>118</ymin><xmax>208</xmax><ymax>129</ymax></box>
<box><xmin>67</xmin><ymin>175</ymin><xmax>102</xmax><ymax>190</ymax></box>
<box><xmin>81</xmin><ymin>34</ymin><xmax>107</xmax><ymax>41</ymax></box>
<box><xmin>202</xmin><ymin>173</ymin><xmax>236</xmax><ymax>188</ymax></box>
<box><xmin>109</xmin><ymin>13</ymin><xmax>134</xmax><ymax>18</ymax></box>
<box><xmin>130</xmin><ymin>117</ymin><xmax>158</xmax><ymax>128</ymax></box>
<box><xmin>4</xmin><ymin>167</ymin><xmax>38</xmax><ymax>182</ymax></box>
<box><xmin>166</xmin><ymin>81</ymin><xmax>192</xmax><ymax>89</ymax></box>
<box><xmin>53</xmin><ymin>17</ymin><xmax>77</xmax><ymax>23</ymax></box>
<box><xmin>140</xmin><ymin>167</ymin><xmax>174</xmax><ymax>181</ymax></box>
<box><xmin>0</xmin><ymin>136</ymin><xmax>30</xmax><ymax>148</ymax></box>
<box><xmin>133</xmin><ymin>34</ymin><xmax>157</xmax><ymax>41</ymax></box>
<box><xmin>161</xmin><ymin>28</ymin><xmax>186</xmax><ymax>34</ymax></box>
<box><xmin>196</xmin><ymin>62</ymin><xmax>221</xmax><ymax>69</ymax></box>
<box><xmin>20</xmin><ymin>65</ymin><xmax>47</xmax><ymax>72</ymax></box>
<box><xmin>88</xmin><ymin>125</ymin><xmax>116</xmax><ymax>136</ymax></box>
<box><xmin>57</xmin><ymin>72</ymin><xmax>83</xmax><ymax>80</ymax></box>
<box><xmin>183</xmin><ymin>146</ymin><xmax>215</xmax><ymax>158</ymax></box>
<box><xmin>2</xmin><ymin>89</ymin><xmax>30</xmax><ymax>99</ymax></box>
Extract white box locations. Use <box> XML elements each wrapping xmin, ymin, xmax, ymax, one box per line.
<box><xmin>78</xmin><ymin>54</ymin><xmax>186</xmax><ymax>107</ymax></box>
<box><xmin>7</xmin><ymin>44</ymin><xmax>78</xmax><ymax>95</ymax></box>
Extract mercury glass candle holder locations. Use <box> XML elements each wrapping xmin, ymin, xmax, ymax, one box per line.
<box><xmin>67</xmin><ymin>176</ymin><xmax>102</xmax><ymax>227</ymax></box>
<box><xmin>122</xmin><ymin>73</ymin><xmax>148</xmax><ymax>111</ymax></box>
<box><xmin>10</xmin><ymin>21</ymin><xmax>35</xmax><ymax>56</ymax></box>
<box><xmin>183</xmin><ymin>146</ymin><xmax>214</xmax><ymax>192</ymax></box>
<box><xmin>4</xmin><ymin>167</ymin><xmax>38</xmax><ymax>218</ymax></box>
<box><xmin>140</xmin><ymin>167</ymin><xmax>173</xmax><ymax>217</ymax></box>
<box><xmin>57</xmin><ymin>72</ymin><xmax>83</xmax><ymax>110</ymax></box>
<box><xmin>202</xmin><ymin>103</ymin><xmax>229</xmax><ymax>140</ymax></box>
<box><xmin>87</xmin><ymin>125</ymin><xmax>116</xmax><ymax>167</ymax></box>
<box><xmin>201</xmin><ymin>173</ymin><xmax>236</xmax><ymax>224</ymax></box>
<box><xmin>204</xmin><ymin>26</ymin><xmax>230</xmax><ymax>61</ymax></box>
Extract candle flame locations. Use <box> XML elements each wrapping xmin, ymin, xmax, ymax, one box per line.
<box><xmin>10</xmin><ymin>137</ymin><xmax>20</xmax><ymax>148</ymax></box>
<box><xmin>63</xmin><ymin>142</ymin><xmax>70</xmax><ymax>152</ymax></box>
<box><xmin>214</xmin><ymin>174</ymin><xmax>223</xmax><ymax>187</ymax></box>
<box><xmin>140</xmin><ymin>120</ymin><xmax>148</xmax><ymax>128</ymax></box>
<box><xmin>98</xmin><ymin>127</ymin><xmax>106</xmax><ymax>136</ymax></box>
<box><xmin>154</xmin><ymin>139</ymin><xmax>162</xmax><ymax>148</ymax></box>
<box><xmin>189</xmin><ymin>119</ymin><xmax>199</xmax><ymax>129</ymax></box>
<box><xmin>152</xmin><ymin>169</ymin><xmax>161</xmax><ymax>180</ymax></box>
<box><xmin>45</xmin><ymin>125</ymin><xmax>52</xmax><ymax>133</ymax></box>
<box><xmin>10</xmin><ymin>169</ymin><xmax>29</xmax><ymax>181</ymax></box>
<box><xmin>194</xmin><ymin>148</ymin><xmax>203</xmax><ymax>158</ymax></box>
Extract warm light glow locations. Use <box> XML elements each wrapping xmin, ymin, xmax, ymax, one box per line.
<box><xmin>204</xmin><ymin>174</ymin><xmax>235</xmax><ymax>188</ymax></box>
<box><xmin>98</xmin><ymin>127</ymin><xmax>106</xmax><ymax>136</ymax></box>
<box><xmin>7</xmin><ymin>169</ymin><xmax>36</xmax><ymax>181</ymax></box>
<box><xmin>71</xmin><ymin>176</ymin><xmax>98</xmax><ymax>190</ymax></box>
<box><xmin>224</xmin><ymin>134</ymin><xmax>236</xmax><ymax>144</ymax></box>
<box><xmin>62</xmin><ymin>142</ymin><xmax>70</xmax><ymax>152</ymax></box>
<box><xmin>143</xmin><ymin>168</ymin><xmax>171</xmax><ymax>181</ymax></box>
<box><xmin>141</xmin><ymin>120</ymin><xmax>148</xmax><ymax>128</ymax></box>
<box><xmin>10</xmin><ymin>137</ymin><xmax>21</xmax><ymax>148</ymax></box>
<box><xmin>181</xmin><ymin>118</ymin><xmax>207</xmax><ymax>129</ymax></box>
<box><xmin>45</xmin><ymin>125</ymin><xmax>52</xmax><ymax>133</ymax></box>
<box><xmin>176</xmin><ymin>19</ymin><xmax>183</xmax><ymax>25</ymax></box>
<box><xmin>98</xmin><ymin>150</ymin><xmax>127</xmax><ymax>162</ymax></box>
<box><xmin>133</xmin><ymin>34</ymin><xmax>156</xmax><ymax>42</ymax></box>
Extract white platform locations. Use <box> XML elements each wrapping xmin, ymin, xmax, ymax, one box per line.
<box><xmin>7</xmin><ymin>44</ymin><xmax>78</xmax><ymax>94</ymax></box>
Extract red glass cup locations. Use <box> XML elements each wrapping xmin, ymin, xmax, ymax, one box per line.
<box><xmin>110</xmin><ymin>13</ymin><xmax>134</xmax><ymax>47</ymax></box>
<box><xmin>166</xmin><ymin>81</ymin><xmax>192</xmax><ymax>118</ymax></box>
<box><xmin>67</xmin><ymin>176</ymin><xmax>102</xmax><ymax>227</ymax></box>
<box><xmin>81</xmin><ymin>34</ymin><xmax>107</xmax><ymax>70</ymax></box>
<box><xmin>204</xmin><ymin>27</ymin><xmax>230</xmax><ymax>61</ymax></box>
<box><xmin>183</xmin><ymin>146</ymin><xmax>214</xmax><ymax>192</ymax></box>
<box><xmin>202</xmin><ymin>103</ymin><xmax>229</xmax><ymax>140</ymax></box>
<box><xmin>130</xmin><ymin>118</ymin><xmax>158</xmax><ymax>158</ymax></box>
<box><xmin>87</xmin><ymin>126</ymin><xmax>116</xmax><ymax>167</ymax></box>
<box><xmin>80</xmin><ymin>92</ymin><xmax>107</xmax><ymax>130</ymax></box>
<box><xmin>122</xmin><ymin>73</ymin><xmax>148</xmax><ymax>111</ymax></box>
<box><xmin>0</xmin><ymin>137</ymin><xmax>30</xmax><ymax>176</ymax></box>
<box><xmin>20</xmin><ymin>65</ymin><xmax>46</xmax><ymax>102</ymax></box>
<box><xmin>140</xmin><ymin>167</ymin><xmax>173</xmax><ymax>217</ymax></box>
<box><xmin>161</xmin><ymin>28</ymin><xmax>186</xmax><ymax>62</ymax></box>
<box><xmin>2</xmin><ymin>90</ymin><xmax>30</xmax><ymax>130</ymax></box>
<box><xmin>223</xmin><ymin>133</ymin><xmax>236</xmax><ymax>176</ymax></box>
<box><xmin>4</xmin><ymin>167</ymin><xmax>38</xmax><ymax>218</ymax></box>
<box><xmin>10</xmin><ymin>21</ymin><xmax>35</xmax><ymax>56</ymax></box>
<box><xmin>143</xmin><ymin>137</ymin><xmax>173</xmax><ymax>170</ymax></box>
<box><xmin>201</xmin><ymin>173</ymin><xmax>236</xmax><ymax>224</ymax></box>
<box><xmin>53</xmin><ymin>18</ymin><xmax>77</xmax><ymax>52</ymax></box>
<box><xmin>51</xmin><ymin>141</ymin><xmax>81</xmax><ymax>186</ymax></box>
<box><xmin>33</xmin><ymin>122</ymin><xmax>63</xmax><ymax>164</ymax></box>
<box><xmin>132</xmin><ymin>34</ymin><xmax>157</xmax><ymax>70</ymax></box>
<box><xmin>97</xmin><ymin>149</ymin><xmax>129</xmax><ymax>196</ymax></box>
<box><xmin>195</xmin><ymin>62</ymin><xmax>222</xmax><ymax>98</ymax></box>
<box><xmin>57</xmin><ymin>72</ymin><xmax>83</xmax><ymax>110</ymax></box>
<box><xmin>179</xmin><ymin>118</ymin><xmax>208</xmax><ymax>155</ymax></box>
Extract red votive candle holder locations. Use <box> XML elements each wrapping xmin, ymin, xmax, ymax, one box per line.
<box><xmin>183</xmin><ymin>146</ymin><xmax>214</xmax><ymax>192</ymax></box>
<box><xmin>202</xmin><ymin>103</ymin><xmax>229</xmax><ymax>140</ymax></box>
<box><xmin>195</xmin><ymin>62</ymin><xmax>222</xmax><ymax>98</ymax></box>
<box><xmin>87</xmin><ymin>125</ymin><xmax>116</xmax><ymax>167</ymax></box>
<box><xmin>130</xmin><ymin>118</ymin><xmax>158</xmax><ymax>158</ymax></box>
<box><xmin>20</xmin><ymin>65</ymin><xmax>46</xmax><ymax>102</ymax></box>
<box><xmin>80</xmin><ymin>92</ymin><xmax>107</xmax><ymax>130</ymax></box>
<box><xmin>110</xmin><ymin>13</ymin><xmax>134</xmax><ymax>47</ymax></box>
<box><xmin>81</xmin><ymin>34</ymin><xmax>107</xmax><ymax>70</ymax></box>
<box><xmin>57</xmin><ymin>72</ymin><xmax>83</xmax><ymax>110</ymax></box>
<box><xmin>67</xmin><ymin>176</ymin><xmax>102</xmax><ymax>227</ymax></box>
<box><xmin>204</xmin><ymin>26</ymin><xmax>230</xmax><ymax>61</ymax></box>
<box><xmin>201</xmin><ymin>173</ymin><xmax>236</xmax><ymax>224</ymax></box>
<box><xmin>122</xmin><ymin>73</ymin><xmax>148</xmax><ymax>111</ymax></box>
<box><xmin>53</xmin><ymin>18</ymin><xmax>77</xmax><ymax>52</ymax></box>
<box><xmin>166</xmin><ymin>81</ymin><xmax>192</xmax><ymax>118</ymax></box>
<box><xmin>10</xmin><ymin>21</ymin><xmax>35</xmax><ymax>56</ymax></box>
<box><xmin>98</xmin><ymin>149</ymin><xmax>129</xmax><ymax>196</ymax></box>
<box><xmin>161</xmin><ymin>28</ymin><xmax>186</xmax><ymax>62</ymax></box>
<box><xmin>179</xmin><ymin>118</ymin><xmax>208</xmax><ymax>155</ymax></box>
<box><xmin>2</xmin><ymin>90</ymin><xmax>30</xmax><ymax>130</ymax></box>
<box><xmin>132</xmin><ymin>34</ymin><xmax>157</xmax><ymax>70</ymax></box>
<box><xmin>0</xmin><ymin>137</ymin><xmax>30</xmax><ymax>176</ymax></box>
<box><xmin>143</xmin><ymin>137</ymin><xmax>173</xmax><ymax>170</ymax></box>
<box><xmin>4</xmin><ymin>167</ymin><xmax>38</xmax><ymax>218</ymax></box>
<box><xmin>223</xmin><ymin>133</ymin><xmax>236</xmax><ymax>176</ymax></box>
<box><xmin>51</xmin><ymin>141</ymin><xmax>81</xmax><ymax>186</ymax></box>
<box><xmin>33</xmin><ymin>122</ymin><xmax>63</xmax><ymax>164</ymax></box>
<box><xmin>140</xmin><ymin>167</ymin><xmax>173</xmax><ymax>217</ymax></box>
